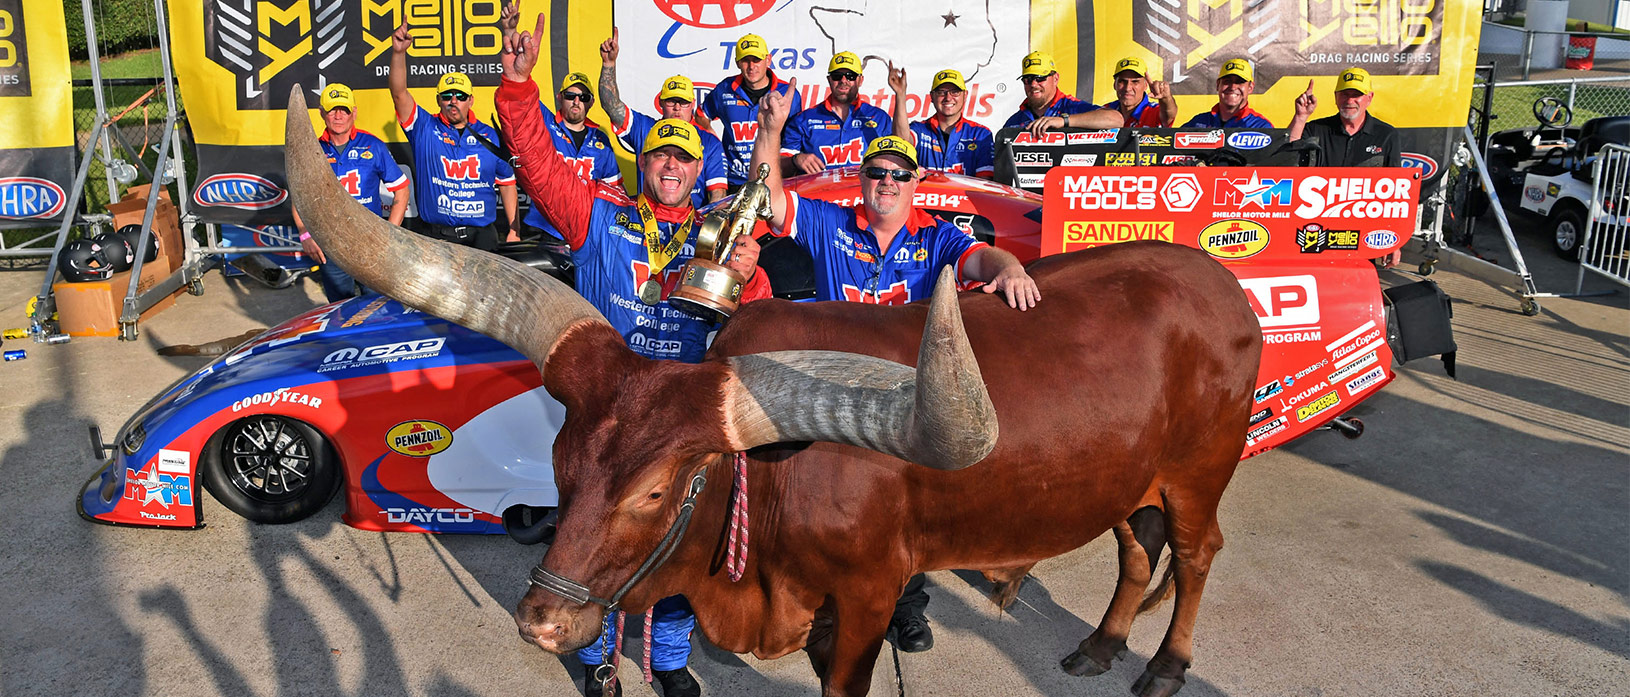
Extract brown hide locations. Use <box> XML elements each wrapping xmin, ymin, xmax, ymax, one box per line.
<box><xmin>614</xmin><ymin>241</ymin><xmax>1262</xmax><ymax>669</ymax></box>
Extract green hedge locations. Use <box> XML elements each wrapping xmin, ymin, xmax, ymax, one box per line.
<box><xmin>64</xmin><ymin>0</ymin><xmax>159</xmax><ymax>60</ymax></box>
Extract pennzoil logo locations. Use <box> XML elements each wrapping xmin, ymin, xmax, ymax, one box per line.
<box><xmin>1199</xmin><ymin>219</ymin><xmax>1269</xmax><ymax>259</ymax></box>
<box><xmin>387</xmin><ymin>420</ymin><xmax>452</xmax><ymax>457</ymax></box>
<box><xmin>194</xmin><ymin>174</ymin><xmax>288</xmax><ymax>209</ymax></box>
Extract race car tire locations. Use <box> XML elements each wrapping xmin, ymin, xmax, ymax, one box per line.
<box><xmin>202</xmin><ymin>415</ymin><xmax>340</xmax><ymax>524</ymax></box>
<box><xmin>1549</xmin><ymin>205</ymin><xmax>1585</xmax><ymax>262</ymax></box>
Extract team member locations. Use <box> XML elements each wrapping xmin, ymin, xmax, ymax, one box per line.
<box><xmin>294</xmin><ymin>83</ymin><xmax>410</xmax><ymax>302</ymax></box>
<box><xmin>1182</xmin><ymin>58</ymin><xmax>1274</xmax><ymax>128</ymax></box>
<box><xmin>752</xmin><ymin>86</ymin><xmax>1039</xmax><ymax>650</ymax></box>
<box><xmin>886</xmin><ymin>66</ymin><xmax>995</xmax><ymax>178</ymax></box>
<box><xmin>701</xmin><ymin>33</ymin><xmax>802</xmax><ymax>188</ymax></box>
<box><xmin>517</xmin><ymin>70</ymin><xmax>622</xmax><ymax>241</ymax></box>
<box><xmin>497</xmin><ymin>11</ymin><xmax>769</xmax><ymax>696</ymax></box>
<box><xmin>1286</xmin><ymin>67</ymin><xmax>1400</xmax><ymax>168</ymax></box>
<box><xmin>1105</xmin><ymin>56</ymin><xmax>1178</xmax><ymax>127</ymax></box>
<box><xmin>1004</xmin><ymin>51</ymin><xmax>1120</xmax><ymax>135</ymax></box>
<box><xmin>597</xmin><ymin>28</ymin><xmax>727</xmax><ymax>206</ymax></box>
<box><xmin>782</xmin><ymin>51</ymin><xmax>893</xmax><ymax>174</ymax></box>
<box><xmin>389</xmin><ymin>23</ymin><xmax>518</xmax><ymax>251</ymax></box>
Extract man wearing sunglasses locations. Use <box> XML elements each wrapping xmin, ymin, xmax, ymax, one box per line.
<box><xmin>781</xmin><ymin>52</ymin><xmax>894</xmax><ymax>174</ymax></box>
<box><xmin>1181</xmin><ymin>58</ymin><xmax>1274</xmax><ymax>128</ymax></box>
<box><xmin>293</xmin><ymin>83</ymin><xmax>410</xmax><ymax>302</ymax></box>
<box><xmin>1003</xmin><ymin>51</ymin><xmax>1120</xmax><ymax>136</ymax></box>
<box><xmin>515</xmin><ymin>71</ymin><xmax>624</xmax><ymax>243</ymax></box>
<box><xmin>597</xmin><ymin>28</ymin><xmax>727</xmax><ymax>207</ymax></box>
<box><xmin>700</xmin><ymin>33</ymin><xmax>802</xmax><ymax>190</ymax></box>
<box><xmin>886</xmin><ymin>66</ymin><xmax>995</xmax><ymax>179</ymax></box>
<box><xmin>389</xmin><ymin>23</ymin><xmax>518</xmax><ymax>251</ymax></box>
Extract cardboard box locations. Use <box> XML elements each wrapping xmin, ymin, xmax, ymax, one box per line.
<box><xmin>106</xmin><ymin>192</ymin><xmax>183</xmax><ymax>274</ymax></box>
<box><xmin>53</xmin><ymin>254</ymin><xmax>176</xmax><ymax>337</ymax></box>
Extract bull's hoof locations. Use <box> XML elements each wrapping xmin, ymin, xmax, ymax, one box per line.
<box><xmin>1060</xmin><ymin>638</ymin><xmax>1127</xmax><ymax>677</ymax></box>
<box><xmin>1130</xmin><ymin>670</ymin><xmax>1185</xmax><ymax>697</ymax></box>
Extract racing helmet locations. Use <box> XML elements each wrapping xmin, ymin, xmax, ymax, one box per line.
<box><xmin>93</xmin><ymin>230</ymin><xmax>135</xmax><ymax>272</ymax></box>
<box><xmin>58</xmin><ymin>238</ymin><xmax>120</xmax><ymax>282</ymax></box>
<box><xmin>113</xmin><ymin>224</ymin><xmax>160</xmax><ymax>264</ymax></box>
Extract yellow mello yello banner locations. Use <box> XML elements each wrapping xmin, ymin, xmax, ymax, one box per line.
<box><xmin>0</xmin><ymin>0</ymin><xmax>74</xmax><ymax>223</ymax></box>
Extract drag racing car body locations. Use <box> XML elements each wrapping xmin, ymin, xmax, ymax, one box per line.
<box><xmin>80</xmin><ymin>166</ymin><xmax>1437</xmax><ymax>534</ymax></box>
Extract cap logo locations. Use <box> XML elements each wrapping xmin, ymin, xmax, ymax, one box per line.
<box><xmin>667</xmin><ymin>80</ymin><xmax>683</xmax><ymax>90</ymax></box>
<box><xmin>879</xmin><ymin>137</ymin><xmax>899</xmax><ymax>149</ymax></box>
<box><xmin>1225</xmin><ymin>60</ymin><xmax>1245</xmax><ymax>70</ymax></box>
<box><xmin>328</xmin><ymin>88</ymin><xmax>343</xmax><ymax>97</ymax></box>
<box><xmin>1343</xmin><ymin>71</ymin><xmax>1359</xmax><ymax>81</ymax></box>
<box><xmin>834</xmin><ymin>55</ymin><xmax>854</xmax><ymax>65</ymax></box>
<box><xmin>657</xmin><ymin>123</ymin><xmax>692</xmax><ymax>139</ymax></box>
<box><xmin>740</xmin><ymin>39</ymin><xmax>760</xmax><ymax>49</ymax></box>
<box><xmin>1023</xmin><ymin>57</ymin><xmax>1041</xmax><ymax>68</ymax></box>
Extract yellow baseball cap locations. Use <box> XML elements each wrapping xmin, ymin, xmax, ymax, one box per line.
<box><xmin>828</xmin><ymin>51</ymin><xmax>861</xmax><ymax>75</ymax></box>
<box><xmin>319</xmin><ymin>83</ymin><xmax>356</xmax><ymax>111</ymax></box>
<box><xmin>1114</xmin><ymin>56</ymin><xmax>1148</xmax><ymax>78</ymax></box>
<box><xmin>437</xmin><ymin>72</ymin><xmax>473</xmax><ymax>95</ymax></box>
<box><xmin>736</xmin><ymin>34</ymin><xmax>768</xmax><ymax>61</ymax></box>
<box><xmin>862</xmin><ymin>135</ymin><xmax>918</xmax><ymax>169</ymax></box>
<box><xmin>1219</xmin><ymin>58</ymin><xmax>1254</xmax><ymax>82</ymax></box>
<box><xmin>657</xmin><ymin>75</ymin><xmax>695</xmax><ymax>102</ymax></box>
<box><xmin>931</xmin><ymin>68</ymin><xmax>966</xmax><ymax>92</ymax></box>
<box><xmin>559</xmin><ymin>72</ymin><xmax>592</xmax><ymax>96</ymax></box>
<box><xmin>1020</xmin><ymin>51</ymin><xmax>1056</xmax><ymax>78</ymax></box>
<box><xmin>642</xmin><ymin>118</ymin><xmax>704</xmax><ymax>159</ymax></box>
<box><xmin>1335</xmin><ymin>67</ymin><xmax>1374</xmax><ymax>94</ymax></box>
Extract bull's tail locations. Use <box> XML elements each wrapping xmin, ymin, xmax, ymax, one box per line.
<box><xmin>1137</xmin><ymin>554</ymin><xmax>1177</xmax><ymax>614</ymax></box>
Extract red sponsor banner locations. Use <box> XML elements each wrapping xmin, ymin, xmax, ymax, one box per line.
<box><xmin>1040</xmin><ymin>167</ymin><xmax>1417</xmax><ymax>457</ymax></box>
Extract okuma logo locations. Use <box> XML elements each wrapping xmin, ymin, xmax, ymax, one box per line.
<box><xmin>0</xmin><ymin>177</ymin><xmax>66</xmax><ymax>219</ymax></box>
<box><xmin>656</xmin><ymin>0</ymin><xmax>775</xmax><ymax>28</ymax></box>
<box><xmin>194</xmin><ymin>174</ymin><xmax>287</xmax><ymax>209</ymax></box>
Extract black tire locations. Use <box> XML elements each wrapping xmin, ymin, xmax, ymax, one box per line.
<box><xmin>1550</xmin><ymin>206</ymin><xmax>1586</xmax><ymax>261</ymax></box>
<box><xmin>202</xmin><ymin>415</ymin><xmax>340</xmax><ymax>524</ymax></box>
<box><xmin>503</xmin><ymin>505</ymin><xmax>558</xmax><ymax>545</ymax></box>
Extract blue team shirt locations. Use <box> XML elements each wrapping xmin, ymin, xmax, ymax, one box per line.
<box><xmin>777</xmin><ymin>194</ymin><xmax>987</xmax><ymax>305</ymax></box>
<box><xmin>1182</xmin><ymin>105</ymin><xmax>1274</xmax><ymax>129</ymax></box>
<box><xmin>400</xmin><ymin>106</ymin><xmax>516</xmax><ymax>227</ymax></box>
<box><xmin>614</xmin><ymin>110</ymin><xmax>727</xmax><ymax>209</ymax></box>
<box><xmin>782</xmin><ymin>100</ymin><xmax>894</xmax><ymax>170</ymax></box>
<box><xmin>521</xmin><ymin>101</ymin><xmax>622</xmax><ymax>237</ymax></box>
<box><xmin>572</xmin><ymin>191</ymin><xmax>719</xmax><ymax>362</ymax></box>
<box><xmin>319</xmin><ymin>130</ymin><xmax>408</xmax><ymax>216</ymax></box>
<box><xmin>1103</xmin><ymin>96</ymin><xmax>1163</xmax><ymax>127</ymax></box>
<box><xmin>1002</xmin><ymin>92</ymin><xmax>1100</xmax><ymax>130</ymax></box>
<box><xmin>907</xmin><ymin>117</ymin><xmax>995</xmax><ymax>176</ymax></box>
<box><xmin>700</xmin><ymin>73</ymin><xmax>802</xmax><ymax>185</ymax></box>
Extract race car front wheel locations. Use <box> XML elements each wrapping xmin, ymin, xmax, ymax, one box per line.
<box><xmin>203</xmin><ymin>415</ymin><xmax>340</xmax><ymax>524</ymax></box>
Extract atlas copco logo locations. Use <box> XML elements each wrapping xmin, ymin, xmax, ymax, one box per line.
<box><xmin>194</xmin><ymin>174</ymin><xmax>288</xmax><ymax>210</ymax></box>
<box><xmin>0</xmin><ymin>177</ymin><xmax>67</xmax><ymax>219</ymax></box>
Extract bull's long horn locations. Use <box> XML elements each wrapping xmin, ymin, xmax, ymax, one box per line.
<box><xmin>283</xmin><ymin>86</ymin><xmax>608</xmax><ymax>371</ymax></box>
<box><xmin>723</xmin><ymin>267</ymin><xmax>998</xmax><ymax>470</ymax></box>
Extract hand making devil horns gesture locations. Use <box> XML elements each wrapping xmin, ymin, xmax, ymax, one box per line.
<box><xmin>501</xmin><ymin>3</ymin><xmax>545</xmax><ymax>83</ymax></box>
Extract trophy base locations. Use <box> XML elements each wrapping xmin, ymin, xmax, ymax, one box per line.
<box><xmin>670</xmin><ymin>259</ymin><xmax>744</xmax><ymax>323</ymax></box>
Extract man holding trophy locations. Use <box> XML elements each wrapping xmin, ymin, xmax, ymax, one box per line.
<box><xmin>496</xmin><ymin>11</ymin><xmax>769</xmax><ymax>695</ymax></box>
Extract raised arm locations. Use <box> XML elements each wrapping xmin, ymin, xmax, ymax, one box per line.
<box><xmin>1287</xmin><ymin>80</ymin><xmax>1316</xmax><ymax>141</ymax></box>
<box><xmin>889</xmin><ymin>62</ymin><xmax>912</xmax><ymax>141</ymax></box>
<box><xmin>751</xmin><ymin>78</ymin><xmax>798</xmax><ymax>229</ymax></box>
<box><xmin>597</xmin><ymin>28</ymin><xmax>628</xmax><ymax>129</ymax></box>
<box><xmin>496</xmin><ymin>8</ymin><xmax>595</xmax><ymax>248</ymax></box>
<box><xmin>388</xmin><ymin>22</ymin><xmax>416</xmax><ymax>124</ymax></box>
<box><xmin>1150</xmin><ymin>80</ymin><xmax>1178</xmax><ymax>127</ymax></box>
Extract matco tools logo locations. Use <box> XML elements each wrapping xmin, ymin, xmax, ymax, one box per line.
<box><xmin>193</xmin><ymin>174</ymin><xmax>288</xmax><ymax>210</ymax></box>
<box><xmin>1058</xmin><ymin>175</ymin><xmax>1158</xmax><ymax>211</ymax></box>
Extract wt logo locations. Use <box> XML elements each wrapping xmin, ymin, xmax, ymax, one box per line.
<box><xmin>441</xmin><ymin>155</ymin><xmax>481</xmax><ymax>179</ymax></box>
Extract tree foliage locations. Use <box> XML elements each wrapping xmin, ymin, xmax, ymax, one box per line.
<box><xmin>64</xmin><ymin>0</ymin><xmax>159</xmax><ymax>60</ymax></box>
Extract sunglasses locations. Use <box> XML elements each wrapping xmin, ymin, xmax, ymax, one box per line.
<box><xmin>829</xmin><ymin>71</ymin><xmax>860</xmax><ymax>82</ymax></box>
<box><xmin>1020</xmin><ymin>75</ymin><xmax>1049</xmax><ymax>84</ymax></box>
<box><xmin>561</xmin><ymin>91</ymin><xmax>591</xmax><ymax>104</ymax></box>
<box><xmin>861</xmin><ymin>166</ymin><xmax>914</xmax><ymax>183</ymax></box>
<box><xmin>930</xmin><ymin>88</ymin><xmax>962</xmax><ymax>98</ymax></box>
<box><xmin>438</xmin><ymin>92</ymin><xmax>470</xmax><ymax>103</ymax></box>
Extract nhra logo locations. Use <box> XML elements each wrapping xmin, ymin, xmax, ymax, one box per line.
<box><xmin>387</xmin><ymin>420</ymin><xmax>453</xmax><ymax>457</ymax></box>
<box><xmin>1400</xmin><ymin>152</ymin><xmax>1438</xmax><ymax>180</ymax></box>
<box><xmin>1366</xmin><ymin>230</ymin><xmax>1399</xmax><ymax>249</ymax></box>
<box><xmin>194</xmin><ymin>174</ymin><xmax>288</xmax><ymax>210</ymax></box>
<box><xmin>0</xmin><ymin>177</ymin><xmax>66</xmax><ymax>219</ymax></box>
<box><xmin>1227</xmin><ymin>132</ymin><xmax>1272</xmax><ymax>150</ymax></box>
<box><xmin>656</xmin><ymin>0</ymin><xmax>775</xmax><ymax>28</ymax></box>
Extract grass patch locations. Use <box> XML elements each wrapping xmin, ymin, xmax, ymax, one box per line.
<box><xmin>71</xmin><ymin>48</ymin><xmax>164</xmax><ymax>80</ymax></box>
<box><xmin>1491</xmin><ymin>16</ymin><xmax>1630</xmax><ymax>35</ymax></box>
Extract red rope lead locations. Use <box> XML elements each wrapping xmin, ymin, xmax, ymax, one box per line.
<box><xmin>642</xmin><ymin>610</ymin><xmax>655</xmax><ymax>683</ymax></box>
<box><xmin>726</xmin><ymin>452</ymin><xmax>750</xmax><ymax>582</ymax></box>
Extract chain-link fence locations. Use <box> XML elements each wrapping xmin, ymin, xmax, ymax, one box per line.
<box><xmin>1472</xmin><ymin>75</ymin><xmax>1630</xmax><ymax>133</ymax></box>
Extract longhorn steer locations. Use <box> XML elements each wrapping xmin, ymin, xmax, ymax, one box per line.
<box><xmin>285</xmin><ymin>87</ymin><xmax>1262</xmax><ymax>697</ymax></box>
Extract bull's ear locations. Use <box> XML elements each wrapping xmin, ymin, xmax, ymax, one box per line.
<box><xmin>721</xmin><ymin>267</ymin><xmax>997</xmax><ymax>470</ymax></box>
<box><xmin>284</xmin><ymin>84</ymin><xmax>615</xmax><ymax>383</ymax></box>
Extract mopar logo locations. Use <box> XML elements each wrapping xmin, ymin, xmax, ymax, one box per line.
<box><xmin>0</xmin><ymin>177</ymin><xmax>66</xmax><ymax>219</ymax></box>
<box><xmin>194</xmin><ymin>174</ymin><xmax>287</xmax><ymax>209</ymax></box>
<box><xmin>1400</xmin><ymin>152</ymin><xmax>1438</xmax><ymax>180</ymax></box>
<box><xmin>1227</xmin><ymin>132</ymin><xmax>1271</xmax><ymax>150</ymax></box>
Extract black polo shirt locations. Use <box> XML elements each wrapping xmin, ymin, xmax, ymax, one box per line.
<box><xmin>1301</xmin><ymin>113</ymin><xmax>1400</xmax><ymax>168</ymax></box>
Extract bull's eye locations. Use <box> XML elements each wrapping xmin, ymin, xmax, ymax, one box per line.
<box><xmin>648</xmin><ymin>491</ymin><xmax>663</xmax><ymax>501</ymax></box>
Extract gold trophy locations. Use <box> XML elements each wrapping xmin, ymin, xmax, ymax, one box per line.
<box><xmin>669</xmin><ymin>163</ymin><xmax>775</xmax><ymax>322</ymax></box>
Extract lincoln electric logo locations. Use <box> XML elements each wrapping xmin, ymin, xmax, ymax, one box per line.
<box><xmin>194</xmin><ymin>173</ymin><xmax>288</xmax><ymax>209</ymax></box>
<box><xmin>0</xmin><ymin>177</ymin><xmax>65</xmax><ymax>219</ymax></box>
